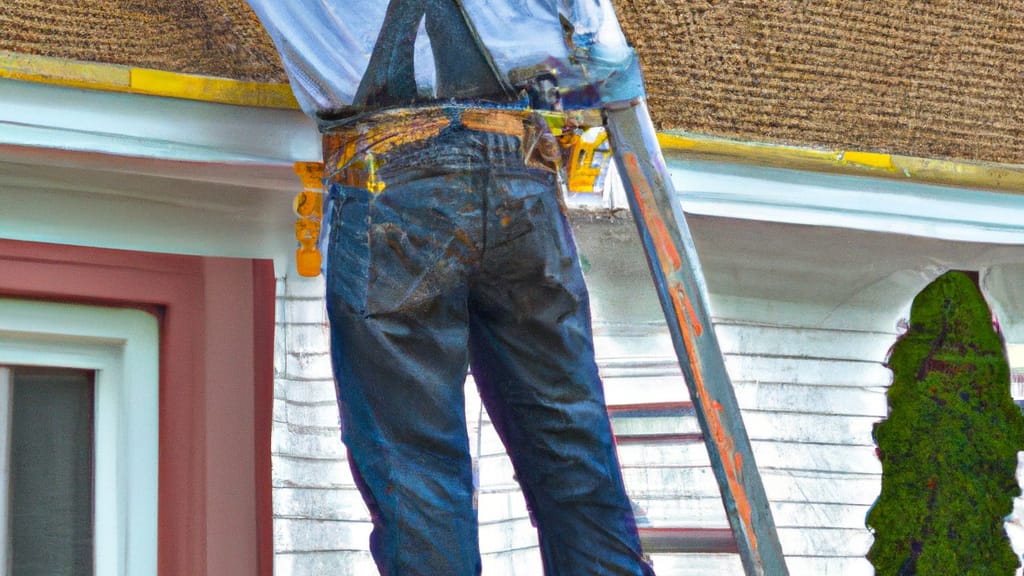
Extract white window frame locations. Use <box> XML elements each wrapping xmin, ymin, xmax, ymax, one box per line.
<box><xmin>0</xmin><ymin>298</ymin><xmax>158</xmax><ymax>576</ymax></box>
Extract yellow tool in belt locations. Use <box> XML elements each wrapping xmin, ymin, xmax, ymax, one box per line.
<box><xmin>541</xmin><ymin>109</ymin><xmax>612</xmax><ymax>195</ymax></box>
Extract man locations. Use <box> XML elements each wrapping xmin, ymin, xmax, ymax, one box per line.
<box><xmin>246</xmin><ymin>1</ymin><xmax>655</xmax><ymax>574</ymax></box>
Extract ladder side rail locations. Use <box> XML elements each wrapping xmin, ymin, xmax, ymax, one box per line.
<box><xmin>603</xmin><ymin>98</ymin><xmax>789</xmax><ymax>576</ymax></box>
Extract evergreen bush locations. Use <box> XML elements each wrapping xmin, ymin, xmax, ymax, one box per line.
<box><xmin>868</xmin><ymin>271</ymin><xmax>1024</xmax><ymax>575</ymax></box>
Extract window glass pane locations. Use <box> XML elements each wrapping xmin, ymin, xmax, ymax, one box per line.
<box><xmin>11</xmin><ymin>367</ymin><xmax>94</xmax><ymax>576</ymax></box>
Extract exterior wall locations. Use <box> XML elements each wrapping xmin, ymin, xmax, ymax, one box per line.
<box><xmin>5</xmin><ymin>60</ymin><xmax>1023</xmax><ymax>575</ymax></box>
<box><xmin>983</xmin><ymin>265</ymin><xmax>1024</xmax><ymax>575</ymax></box>
<box><xmin>271</xmin><ymin>274</ymin><xmax>372</xmax><ymax>575</ymax></box>
<box><xmin>604</xmin><ymin>318</ymin><xmax>891</xmax><ymax>575</ymax></box>
<box><xmin>701</xmin><ymin>303</ymin><xmax>890</xmax><ymax>575</ymax></box>
<box><xmin>0</xmin><ymin>75</ymin><xmax>311</xmax><ymax>576</ymax></box>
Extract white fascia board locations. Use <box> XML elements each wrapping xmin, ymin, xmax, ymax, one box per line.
<box><xmin>0</xmin><ymin>77</ymin><xmax>321</xmax><ymax>166</ymax></box>
<box><xmin>663</xmin><ymin>158</ymin><xmax>1024</xmax><ymax>245</ymax></box>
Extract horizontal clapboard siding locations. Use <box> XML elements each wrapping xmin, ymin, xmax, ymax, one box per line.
<box><xmin>596</xmin><ymin>317</ymin><xmax>893</xmax><ymax>574</ymax></box>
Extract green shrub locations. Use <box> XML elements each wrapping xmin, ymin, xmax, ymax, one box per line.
<box><xmin>867</xmin><ymin>271</ymin><xmax>1024</xmax><ymax>575</ymax></box>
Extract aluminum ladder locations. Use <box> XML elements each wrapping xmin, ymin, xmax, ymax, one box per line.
<box><xmin>604</xmin><ymin>99</ymin><xmax>790</xmax><ymax>576</ymax></box>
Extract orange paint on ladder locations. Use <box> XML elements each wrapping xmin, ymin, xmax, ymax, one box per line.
<box><xmin>623</xmin><ymin>154</ymin><xmax>682</xmax><ymax>272</ymax></box>
<box><xmin>622</xmin><ymin>151</ymin><xmax>763</xmax><ymax>569</ymax></box>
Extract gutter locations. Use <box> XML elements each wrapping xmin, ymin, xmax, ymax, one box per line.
<box><xmin>658</xmin><ymin>132</ymin><xmax>1024</xmax><ymax>196</ymax></box>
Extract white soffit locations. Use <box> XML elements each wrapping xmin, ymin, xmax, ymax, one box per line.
<box><xmin>664</xmin><ymin>158</ymin><xmax>1024</xmax><ymax>245</ymax></box>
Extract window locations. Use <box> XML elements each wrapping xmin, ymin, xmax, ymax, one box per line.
<box><xmin>0</xmin><ymin>239</ymin><xmax>276</xmax><ymax>575</ymax></box>
<box><xmin>0</xmin><ymin>298</ymin><xmax>158</xmax><ymax>576</ymax></box>
<box><xmin>1</xmin><ymin>367</ymin><xmax>94</xmax><ymax>575</ymax></box>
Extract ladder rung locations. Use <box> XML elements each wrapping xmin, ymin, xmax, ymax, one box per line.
<box><xmin>614</xmin><ymin>432</ymin><xmax>703</xmax><ymax>445</ymax></box>
<box><xmin>608</xmin><ymin>401</ymin><xmax>701</xmax><ymax>444</ymax></box>
<box><xmin>638</xmin><ymin>527</ymin><xmax>738</xmax><ymax>554</ymax></box>
<box><xmin>609</xmin><ymin>404</ymin><xmax>739</xmax><ymax>556</ymax></box>
<box><xmin>608</xmin><ymin>401</ymin><xmax>694</xmax><ymax>417</ymax></box>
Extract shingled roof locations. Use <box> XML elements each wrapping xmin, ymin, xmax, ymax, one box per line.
<box><xmin>0</xmin><ymin>0</ymin><xmax>286</xmax><ymax>83</ymax></box>
<box><xmin>3</xmin><ymin>1</ymin><xmax>1023</xmax><ymax>165</ymax></box>
<box><xmin>614</xmin><ymin>0</ymin><xmax>1024</xmax><ymax>165</ymax></box>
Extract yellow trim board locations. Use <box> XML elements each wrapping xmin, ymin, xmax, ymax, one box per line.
<box><xmin>0</xmin><ymin>50</ymin><xmax>298</xmax><ymax>109</ymax></box>
<box><xmin>658</xmin><ymin>132</ymin><xmax>1024</xmax><ymax>196</ymax></box>
<box><xmin>0</xmin><ymin>51</ymin><xmax>129</xmax><ymax>91</ymax></box>
<box><xmin>129</xmin><ymin>68</ymin><xmax>298</xmax><ymax>109</ymax></box>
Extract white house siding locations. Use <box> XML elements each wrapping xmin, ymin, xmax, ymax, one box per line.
<box><xmin>604</xmin><ymin>321</ymin><xmax>894</xmax><ymax>575</ymax></box>
<box><xmin>272</xmin><ymin>274</ymin><xmax>375</xmax><ymax>576</ymax></box>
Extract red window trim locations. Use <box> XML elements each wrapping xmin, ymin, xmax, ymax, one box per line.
<box><xmin>0</xmin><ymin>238</ymin><xmax>274</xmax><ymax>576</ymax></box>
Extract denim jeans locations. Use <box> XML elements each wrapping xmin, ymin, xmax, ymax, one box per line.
<box><xmin>323</xmin><ymin>106</ymin><xmax>655</xmax><ymax>575</ymax></box>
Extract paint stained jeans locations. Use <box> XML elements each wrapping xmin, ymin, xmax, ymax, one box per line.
<box><xmin>323</xmin><ymin>107</ymin><xmax>654</xmax><ymax>575</ymax></box>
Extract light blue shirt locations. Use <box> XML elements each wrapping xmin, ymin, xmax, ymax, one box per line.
<box><xmin>245</xmin><ymin>0</ymin><xmax>644</xmax><ymax>119</ymax></box>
